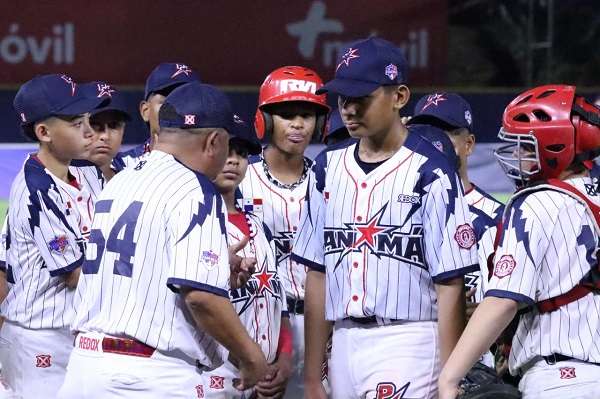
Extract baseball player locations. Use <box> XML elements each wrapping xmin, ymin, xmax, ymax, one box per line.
<box><xmin>203</xmin><ymin>129</ymin><xmax>293</xmax><ymax>399</ymax></box>
<box><xmin>292</xmin><ymin>37</ymin><xmax>479</xmax><ymax>399</ymax></box>
<box><xmin>0</xmin><ymin>74</ymin><xmax>105</xmax><ymax>398</ymax></box>
<box><xmin>111</xmin><ymin>62</ymin><xmax>199</xmax><ymax>172</ymax></box>
<box><xmin>324</xmin><ymin>109</ymin><xmax>350</xmax><ymax>146</ymax></box>
<box><xmin>439</xmin><ymin>85</ymin><xmax>600</xmax><ymax>399</ymax></box>
<box><xmin>239</xmin><ymin>65</ymin><xmax>330</xmax><ymax>398</ymax></box>
<box><xmin>409</xmin><ymin>93</ymin><xmax>505</xmax><ymax>367</ymax></box>
<box><xmin>58</xmin><ymin>82</ymin><xmax>268</xmax><ymax>398</ymax></box>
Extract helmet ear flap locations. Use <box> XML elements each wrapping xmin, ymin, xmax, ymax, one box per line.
<box><xmin>254</xmin><ymin>109</ymin><xmax>273</xmax><ymax>140</ymax></box>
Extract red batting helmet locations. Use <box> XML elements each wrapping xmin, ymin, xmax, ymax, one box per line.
<box><xmin>254</xmin><ymin>66</ymin><xmax>330</xmax><ymax>139</ymax></box>
<box><xmin>494</xmin><ymin>84</ymin><xmax>600</xmax><ymax>184</ymax></box>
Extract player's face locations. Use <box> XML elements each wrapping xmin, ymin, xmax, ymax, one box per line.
<box><xmin>214</xmin><ymin>144</ymin><xmax>249</xmax><ymax>195</ymax></box>
<box><xmin>270</xmin><ymin>102</ymin><xmax>317</xmax><ymax>156</ymax></box>
<box><xmin>513</xmin><ymin>142</ymin><xmax>538</xmax><ymax>173</ymax></box>
<box><xmin>140</xmin><ymin>93</ymin><xmax>166</xmax><ymax>140</ymax></box>
<box><xmin>204</xmin><ymin>129</ymin><xmax>231</xmax><ymax>180</ymax></box>
<box><xmin>338</xmin><ymin>86</ymin><xmax>407</xmax><ymax>139</ymax></box>
<box><xmin>447</xmin><ymin>128</ymin><xmax>475</xmax><ymax>169</ymax></box>
<box><xmin>88</xmin><ymin>111</ymin><xmax>126</xmax><ymax>167</ymax></box>
<box><xmin>39</xmin><ymin>114</ymin><xmax>94</xmax><ymax>160</ymax></box>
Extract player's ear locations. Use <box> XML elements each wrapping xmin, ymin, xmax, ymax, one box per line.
<box><xmin>139</xmin><ymin>100</ymin><xmax>150</xmax><ymax>123</ymax></box>
<box><xmin>205</xmin><ymin>129</ymin><xmax>226</xmax><ymax>155</ymax></box>
<box><xmin>465</xmin><ymin>133</ymin><xmax>476</xmax><ymax>156</ymax></box>
<box><xmin>392</xmin><ymin>85</ymin><xmax>410</xmax><ymax>113</ymax></box>
<box><xmin>34</xmin><ymin>119</ymin><xmax>53</xmax><ymax>143</ymax></box>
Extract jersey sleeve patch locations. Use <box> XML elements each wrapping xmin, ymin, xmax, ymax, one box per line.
<box><xmin>454</xmin><ymin>224</ymin><xmax>476</xmax><ymax>249</ymax></box>
<box><xmin>493</xmin><ymin>254</ymin><xmax>517</xmax><ymax>278</ymax></box>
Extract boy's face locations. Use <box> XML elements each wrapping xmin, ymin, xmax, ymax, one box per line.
<box><xmin>89</xmin><ymin>111</ymin><xmax>126</xmax><ymax>167</ymax></box>
<box><xmin>40</xmin><ymin>114</ymin><xmax>94</xmax><ymax>160</ymax></box>
<box><xmin>338</xmin><ymin>86</ymin><xmax>408</xmax><ymax>139</ymax></box>
<box><xmin>213</xmin><ymin>143</ymin><xmax>249</xmax><ymax>194</ymax></box>
<box><xmin>140</xmin><ymin>93</ymin><xmax>167</xmax><ymax>139</ymax></box>
<box><xmin>269</xmin><ymin>102</ymin><xmax>317</xmax><ymax>156</ymax></box>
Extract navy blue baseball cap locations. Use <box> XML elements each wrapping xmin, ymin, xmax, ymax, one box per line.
<box><xmin>409</xmin><ymin>93</ymin><xmax>473</xmax><ymax>131</ymax></box>
<box><xmin>159</xmin><ymin>81</ymin><xmax>261</xmax><ymax>154</ymax></box>
<box><xmin>80</xmin><ymin>81</ymin><xmax>131</xmax><ymax>121</ymax></box>
<box><xmin>409</xmin><ymin>124</ymin><xmax>459</xmax><ymax>168</ymax></box>
<box><xmin>324</xmin><ymin>109</ymin><xmax>350</xmax><ymax>144</ymax></box>
<box><xmin>144</xmin><ymin>62</ymin><xmax>200</xmax><ymax>100</ymax></box>
<box><xmin>316</xmin><ymin>37</ymin><xmax>408</xmax><ymax>97</ymax></box>
<box><xmin>13</xmin><ymin>74</ymin><xmax>106</xmax><ymax>127</ymax></box>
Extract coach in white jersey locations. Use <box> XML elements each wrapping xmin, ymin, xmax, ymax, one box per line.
<box><xmin>0</xmin><ymin>74</ymin><xmax>105</xmax><ymax>398</ymax></box>
<box><xmin>293</xmin><ymin>37</ymin><xmax>479</xmax><ymax>399</ymax></box>
<box><xmin>204</xmin><ymin>134</ymin><xmax>294</xmax><ymax>398</ymax></box>
<box><xmin>439</xmin><ymin>85</ymin><xmax>600</xmax><ymax>399</ymax></box>
<box><xmin>240</xmin><ymin>65</ymin><xmax>330</xmax><ymax>398</ymax></box>
<box><xmin>59</xmin><ymin>82</ymin><xmax>268</xmax><ymax>398</ymax></box>
<box><xmin>112</xmin><ymin>62</ymin><xmax>200</xmax><ymax>172</ymax></box>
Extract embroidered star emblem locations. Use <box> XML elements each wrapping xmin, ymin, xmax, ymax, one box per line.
<box><xmin>96</xmin><ymin>83</ymin><xmax>115</xmax><ymax>98</ymax></box>
<box><xmin>336</xmin><ymin>48</ymin><xmax>360</xmax><ymax>71</ymax></box>
<box><xmin>421</xmin><ymin>93</ymin><xmax>446</xmax><ymax>111</ymax></box>
<box><xmin>254</xmin><ymin>266</ymin><xmax>276</xmax><ymax>296</ymax></box>
<box><xmin>171</xmin><ymin>63</ymin><xmax>192</xmax><ymax>78</ymax></box>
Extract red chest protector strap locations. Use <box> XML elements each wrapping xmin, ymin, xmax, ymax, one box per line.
<box><xmin>488</xmin><ymin>179</ymin><xmax>600</xmax><ymax>314</ymax></box>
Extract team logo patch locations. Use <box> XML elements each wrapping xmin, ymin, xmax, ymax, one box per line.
<box><xmin>454</xmin><ymin>224</ymin><xmax>475</xmax><ymax>249</ymax></box>
<box><xmin>20</xmin><ymin>112</ymin><xmax>26</xmax><ymax>122</ymax></box>
<box><xmin>464</xmin><ymin>110</ymin><xmax>472</xmax><ymax>126</ymax></box>
<box><xmin>48</xmin><ymin>235</ymin><xmax>69</xmax><ymax>254</ymax></box>
<box><xmin>96</xmin><ymin>83</ymin><xmax>115</xmax><ymax>98</ymax></box>
<box><xmin>432</xmin><ymin>140</ymin><xmax>444</xmax><ymax>152</ymax></box>
<box><xmin>375</xmin><ymin>381</ymin><xmax>411</xmax><ymax>398</ymax></box>
<box><xmin>35</xmin><ymin>354</ymin><xmax>52</xmax><ymax>368</ymax></box>
<box><xmin>421</xmin><ymin>93</ymin><xmax>446</xmax><ymax>111</ymax></box>
<box><xmin>243</xmin><ymin>198</ymin><xmax>263</xmax><ymax>213</ymax></box>
<box><xmin>61</xmin><ymin>74</ymin><xmax>76</xmax><ymax>95</ymax></box>
<box><xmin>385</xmin><ymin>63</ymin><xmax>398</xmax><ymax>81</ymax></box>
<box><xmin>494</xmin><ymin>255</ymin><xmax>516</xmax><ymax>278</ymax></box>
<box><xmin>171</xmin><ymin>63</ymin><xmax>192</xmax><ymax>78</ymax></box>
<box><xmin>559</xmin><ymin>367</ymin><xmax>576</xmax><ymax>379</ymax></box>
<box><xmin>195</xmin><ymin>384</ymin><xmax>204</xmax><ymax>398</ymax></box>
<box><xmin>336</xmin><ymin>47</ymin><xmax>360</xmax><ymax>71</ymax></box>
<box><xmin>184</xmin><ymin>115</ymin><xmax>196</xmax><ymax>125</ymax></box>
<box><xmin>209</xmin><ymin>376</ymin><xmax>225</xmax><ymax>389</ymax></box>
<box><xmin>201</xmin><ymin>250</ymin><xmax>219</xmax><ymax>270</ymax></box>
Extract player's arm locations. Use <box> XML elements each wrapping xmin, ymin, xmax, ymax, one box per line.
<box><xmin>183</xmin><ymin>288</ymin><xmax>267</xmax><ymax>387</ymax></box>
<box><xmin>435</xmin><ymin>276</ymin><xmax>466</xmax><ymax>366</ymax></box>
<box><xmin>290</xmin><ymin>164</ymin><xmax>330</xmax><ymax>399</ymax></box>
<box><xmin>255</xmin><ymin>316</ymin><xmax>293</xmax><ymax>398</ymax></box>
<box><xmin>62</xmin><ymin>268</ymin><xmax>81</xmax><ymax>289</ymax></box>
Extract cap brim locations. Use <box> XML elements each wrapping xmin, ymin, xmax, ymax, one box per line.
<box><xmin>316</xmin><ymin>79</ymin><xmax>380</xmax><ymax>97</ymax></box>
<box><xmin>57</xmin><ymin>97</ymin><xmax>107</xmax><ymax>116</ymax></box>
<box><xmin>408</xmin><ymin>114</ymin><xmax>462</xmax><ymax>130</ymax></box>
<box><xmin>146</xmin><ymin>81</ymin><xmax>189</xmax><ymax>100</ymax></box>
<box><xmin>90</xmin><ymin>106</ymin><xmax>132</xmax><ymax>121</ymax></box>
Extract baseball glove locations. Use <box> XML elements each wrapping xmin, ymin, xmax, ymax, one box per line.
<box><xmin>458</xmin><ymin>362</ymin><xmax>521</xmax><ymax>399</ymax></box>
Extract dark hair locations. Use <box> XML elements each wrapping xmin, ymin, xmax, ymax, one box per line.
<box><xmin>21</xmin><ymin>123</ymin><xmax>38</xmax><ymax>142</ymax></box>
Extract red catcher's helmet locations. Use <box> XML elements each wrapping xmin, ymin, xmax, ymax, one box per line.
<box><xmin>254</xmin><ymin>66</ymin><xmax>330</xmax><ymax>139</ymax></box>
<box><xmin>494</xmin><ymin>84</ymin><xmax>600</xmax><ymax>184</ymax></box>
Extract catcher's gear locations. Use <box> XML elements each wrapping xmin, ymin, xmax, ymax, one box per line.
<box><xmin>254</xmin><ymin>66</ymin><xmax>329</xmax><ymax>139</ymax></box>
<box><xmin>458</xmin><ymin>362</ymin><xmax>521</xmax><ymax>399</ymax></box>
<box><xmin>495</xmin><ymin>84</ymin><xmax>600</xmax><ymax>184</ymax></box>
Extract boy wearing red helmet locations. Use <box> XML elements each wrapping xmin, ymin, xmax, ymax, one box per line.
<box><xmin>439</xmin><ymin>85</ymin><xmax>600</xmax><ymax>399</ymax></box>
<box><xmin>239</xmin><ymin>66</ymin><xmax>330</xmax><ymax>398</ymax></box>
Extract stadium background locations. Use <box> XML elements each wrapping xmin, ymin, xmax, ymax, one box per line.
<box><xmin>1</xmin><ymin>0</ymin><xmax>599</xmax><ymax>224</ymax></box>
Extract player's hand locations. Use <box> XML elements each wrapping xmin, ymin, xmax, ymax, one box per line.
<box><xmin>304</xmin><ymin>379</ymin><xmax>328</xmax><ymax>399</ymax></box>
<box><xmin>234</xmin><ymin>344</ymin><xmax>268</xmax><ymax>391</ymax></box>
<box><xmin>228</xmin><ymin>236</ymin><xmax>257</xmax><ymax>289</ymax></box>
<box><xmin>255</xmin><ymin>352</ymin><xmax>293</xmax><ymax>398</ymax></box>
<box><xmin>465</xmin><ymin>287</ymin><xmax>478</xmax><ymax>322</ymax></box>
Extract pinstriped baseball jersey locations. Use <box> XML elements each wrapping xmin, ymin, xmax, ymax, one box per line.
<box><xmin>486</xmin><ymin>175</ymin><xmax>600</xmax><ymax>373</ymax></box>
<box><xmin>292</xmin><ymin>133</ymin><xmax>479</xmax><ymax>321</ymax></box>
<box><xmin>1</xmin><ymin>155</ymin><xmax>92</xmax><ymax>329</ymax></box>
<box><xmin>238</xmin><ymin>154</ymin><xmax>312</xmax><ymax>300</ymax></box>
<box><xmin>111</xmin><ymin>140</ymin><xmax>150</xmax><ymax>173</ymax></box>
<box><xmin>72</xmin><ymin>150</ymin><xmax>230</xmax><ymax>369</ymax></box>
<box><xmin>69</xmin><ymin>160</ymin><xmax>106</xmax><ymax>202</ymax></box>
<box><xmin>464</xmin><ymin>185</ymin><xmax>504</xmax><ymax>302</ymax></box>
<box><xmin>227</xmin><ymin>211</ymin><xmax>287</xmax><ymax>363</ymax></box>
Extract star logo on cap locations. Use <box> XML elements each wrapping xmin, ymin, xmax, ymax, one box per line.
<box><xmin>336</xmin><ymin>47</ymin><xmax>360</xmax><ymax>71</ymax></box>
<box><xmin>421</xmin><ymin>93</ymin><xmax>446</xmax><ymax>111</ymax></box>
<box><xmin>171</xmin><ymin>64</ymin><xmax>193</xmax><ymax>78</ymax></box>
<box><xmin>20</xmin><ymin>112</ymin><xmax>26</xmax><ymax>122</ymax></box>
<box><xmin>184</xmin><ymin>115</ymin><xmax>196</xmax><ymax>125</ymax></box>
<box><xmin>61</xmin><ymin>74</ymin><xmax>76</xmax><ymax>96</ymax></box>
<box><xmin>96</xmin><ymin>83</ymin><xmax>115</xmax><ymax>98</ymax></box>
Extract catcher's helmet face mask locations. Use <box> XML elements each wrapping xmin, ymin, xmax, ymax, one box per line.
<box><xmin>494</xmin><ymin>84</ymin><xmax>600</xmax><ymax>186</ymax></box>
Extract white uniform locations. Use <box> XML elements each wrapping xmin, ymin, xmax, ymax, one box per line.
<box><xmin>58</xmin><ymin>150</ymin><xmax>231</xmax><ymax>399</ymax></box>
<box><xmin>69</xmin><ymin>160</ymin><xmax>106</xmax><ymax>202</ymax></box>
<box><xmin>0</xmin><ymin>154</ymin><xmax>92</xmax><ymax>398</ymax></box>
<box><xmin>204</xmin><ymin>211</ymin><xmax>288</xmax><ymax>398</ymax></box>
<box><xmin>292</xmin><ymin>134</ymin><xmax>479</xmax><ymax>399</ymax></box>
<box><xmin>238</xmin><ymin>153</ymin><xmax>311</xmax><ymax>398</ymax></box>
<box><xmin>487</xmin><ymin>175</ymin><xmax>600</xmax><ymax>398</ymax></box>
<box><xmin>111</xmin><ymin>140</ymin><xmax>150</xmax><ymax>173</ymax></box>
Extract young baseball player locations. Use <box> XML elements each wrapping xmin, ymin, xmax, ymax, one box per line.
<box><xmin>203</xmin><ymin>128</ymin><xmax>293</xmax><ymax>399</ymax></box>
<box><xmin>324</xmin><ymin>109</ymin><xmax>350</xmax><ymax>146</ymax></box>
<box><xmin>439</xmin><ymin>85</ymin><xmax>600</xmax><ymax>399</ymax></box>
<box><xmin>239</xmin><ymin>65</ymin><xmax>330</xmax><ymax>398</ymax></box>
<box><xmin>292</xmin><ymin>37</ymin><xmax>479</xmax><ymax>399</ymax></box>
<box><xmin>0</xmin><ymin>74</ymin><xmax>105</xmax><ymax>398</ymax></box>
<box><xmin>111</xmin><ymin>62</ymin><xmax>199</xmax><ymax>172</ymax></box>
<box><xmin>58</xmin><ymin>82</ymin><xmax>268</xmax><ymax>399</ymax></box>
<box><xmin>409</xmin><ymin>93</ymin><xmax>505</xmax><ymax>367</ymax></box>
